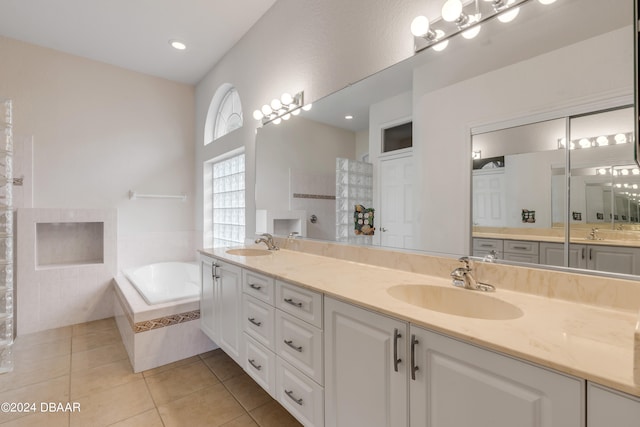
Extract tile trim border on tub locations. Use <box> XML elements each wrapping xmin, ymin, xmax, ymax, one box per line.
<box><xmin>133</xmin><ymin>310</ymin><xmax>201</xmax><ymax>333</ymax></box>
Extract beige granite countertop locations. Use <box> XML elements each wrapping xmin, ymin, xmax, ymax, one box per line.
<box><xmin>200</xmin><ymin>243</ymin><xmax>640</xmax><ymax>397</ymax></box>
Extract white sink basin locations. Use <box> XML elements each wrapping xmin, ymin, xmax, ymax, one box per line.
<box><xmin>226</xmin><ymin>248</ymin><xmax>272</xmax><ymax>257</ymax></box>
<box><xmin>387</xmin><ymin>284</ymin><xmax>523</xmax><ymax>320</ymax></box>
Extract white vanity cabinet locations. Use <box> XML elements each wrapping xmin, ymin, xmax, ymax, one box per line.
<box><xmin>540</xmin><ymin>242</ymin><xmax>640</xmax><ymax>275</ymax></box>
<box><xmin>199</xmin><ymin>254</ymin><xmax>243</xmax><ymax>365</ymax></box>
<box><xmin>324</xmin><ymin>297</ymin><xmax>408</xmax><ymax>427</ymax></box>
<box><xmin>242</xmin><ymin>274</ymin><xmax>325</xmax><ymax>427</ymax></box>
<box><xmin>409</xmin><ymin>325</ymin><xmax>584</xmax><ymax>427</ymax></box>
<box><xmin>587</xmin><ymin>382</ymin><xmax>640</xmax><ymax>427</ymax></box>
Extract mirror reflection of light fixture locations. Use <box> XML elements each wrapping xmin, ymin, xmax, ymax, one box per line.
<box><xmin>557</xmin><ymin>132</ymin><xmax>635</xmax><ymax>150</ymax></box>
<box><xmin>253</xmin><ymin>91</ymin><xmax>304</xmax><ymax>125</ymax></box>
<box><xmin>472</xmin><ymin>150</ymin><xmax>482</xmax><ymax>159</ymax></box>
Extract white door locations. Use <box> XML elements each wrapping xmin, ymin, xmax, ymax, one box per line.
<box><xmin>325</xmin><ymin>297</ymin><xmax>408</xmax><ymax>427</ymax></box>
<box><xmin>379</xmin><ymin>155</ymin><xmax>413</xmax><ymax>249</ymax></box>
<box><xmin>472</xmin><ymin>169</ymin><xmax>506</xmax><ymax>227</ymax></box>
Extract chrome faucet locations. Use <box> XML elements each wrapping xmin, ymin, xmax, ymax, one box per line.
<box><xmin>587</xmin><ymin>227</ymin><xmax>602</xmax><ymax>240</ymax></box>
<box><xmin>255</xmin><ymin>233</ymin><xmax>279</xmax><ymax>250</ymax></box>
<box><xmin>450</xmin><ymin>257</ymin><xmax>495</xmax><ymax>292</ymax></box>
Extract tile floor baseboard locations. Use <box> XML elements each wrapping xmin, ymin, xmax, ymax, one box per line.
<box><xmin>0</xmin><ymin>317</ymin><xmax>302</xmax><ymax>427</ymax></box>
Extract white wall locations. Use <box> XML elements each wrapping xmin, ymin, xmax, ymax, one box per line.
<box><xmin>414</xmin><ymin>27</ymin><xmax>634</xmax><ymax>256</ymax></box>
<box><xmin>195</xmin><ymin>0</ymin><xmax>426</xmax><ymax>243</ymax></box>
<box><xmin>0</xmin><ymin>36</ymin><xmax>196</xmax><ymax>270</ymax></box>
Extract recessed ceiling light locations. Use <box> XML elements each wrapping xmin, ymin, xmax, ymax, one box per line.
<box><xmin>345</xmin><ymin>115</ymin><xmax>353</xmax><ymax>120</ymax></box>
<box><xmin>169</xmin><ymin>40</ymin><xmax>187</xmax><ymax>50</ymax></box>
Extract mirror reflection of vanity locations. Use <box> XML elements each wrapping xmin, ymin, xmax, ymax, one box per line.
<box><xmin>255</xmin><ymin>0</ymin><xmax>637</xmax><ymax>277</ymax></box>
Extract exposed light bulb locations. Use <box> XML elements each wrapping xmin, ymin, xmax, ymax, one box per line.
<box><xmin>273</xmin><ymin>117</ymin><xmax>282</xmax><ymax>125</ymax></box>
<box><xmin>498</xmin><ymin>6</ymin><xmax>519</xmax><ymax>23</ymax></box>
<box><xmin>280</xmin><ymin>92</ymin><xmax>293</xmax><ymax>105</ymax></box>
<box><xmin>432</xmin><ymin>30</ymin><xmax>448</xmax><ymax>51</ymax></box>
<box><xmin>579</xmin><ymin>138</ymin><xmax>591</xmax><ymax>148</ymax></box>
<box><xmin>345</xmin><ymin>115</ymin><xmax>353</xmax><ymax>120</ymax></box>
<box><xmin>633</xmin><ymin>168</ymin><xmax>640</xmax><ymax>175</ymax></box>
<box><xmin>442</xmin><ymin>0</ymin><xmax>463</xmax><ymax>22</ymax></box>
<box><xmin>538</xmin><ymin>0</ymin><xmax>556</xmax><ymax>4</ymax></box>
<box><xmin>615</xmin><ymin>133</ymin><xmax>627</xmax><ymax>144</ymax></box>
<box><xmin>597</xmin><ymin>168</ymin><xmax>607</xmax><ymax>175</ymax></box>
<box><xmin>558</xmin><ymin>137</ymin><xmax>566</xmax><ymax>148</ymax></box>
<box><xmin>462</xmin><ymin>22</ymin><xmax>481</xmax><ymax>39</ymax></box>
<box><xmin>291</xmin><ymin>109</ymin><xmax>301</xmax><ymax>116</ymax></box>
<box><xmin>411</xmin><ymin>16</ymin><xmax>431</xmax><ymax>37</ymax></box>
<box><xmin>596</xmin><ymin>136</ymin><xmax>609</xmax><ymax>146</ymax></box>
<box><xmin>261</xmin><ymin>104</ymin><xmax>272</xmax><ymax>116</ymax></box>
<box><xmin>270</xmin><ymin>98</ymin><xmax>282</xmax><ymax>110</ymax></box>
<box><xmin>252</xmin><ymin>110</ymin><xmax>264</xmax><ymax>121</ymax></box>
<box><xmin>621</xmin><ymin>169</ymin><xmax>630</xmax><ymax>175</ymax></box>
<box><xmin>282</xmin><ymin>113</ymin><xmax>291</xmax><ymax>121</ymax></box>
<box><xmin>302</xmin><ymin>104</ymin><xmax>312</xmax><ymax>111</ymax></box>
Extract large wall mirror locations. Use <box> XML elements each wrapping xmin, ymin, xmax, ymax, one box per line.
<box><xmin>255</xmin><ymin>0</ymin><xmax>637</xmax><ymax>276</ymax></box>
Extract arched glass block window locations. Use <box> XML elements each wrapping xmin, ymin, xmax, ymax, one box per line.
<box><xmin>204</xmin><ymin>84</ymin><xmax>243</xmax><ymax>145</ymax></box>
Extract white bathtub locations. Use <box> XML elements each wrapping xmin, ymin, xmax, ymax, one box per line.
<box><xmin>114</xmin><ymin>261</ymin><xmax>216</xmax><ymax>372</ymax></box>
<box><xmin>124</xmin><ymin>262</ymin><xmax>199</xmax><ymax>305</ymax></box>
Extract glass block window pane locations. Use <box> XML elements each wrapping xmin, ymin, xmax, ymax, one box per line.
<box><xmin>212</xmin><ymin>153</ymin><xmax>245</xmax><ymax>247</ymax></box>
<box><xmin>214</xmin><ymin>88</ymin><xmax>243</xmax><ymax>141</ymax></box>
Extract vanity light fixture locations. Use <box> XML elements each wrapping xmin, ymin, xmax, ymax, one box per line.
<box><xmin>472</xmin><ymin>150</ymin><xmax>482</xmax><ymax>159</ymax></box>
<box><xmin>253</xmin><ymin>91</ymin><xmax>304</xmax><ymax>125</ymax></box>
<box><xmin>557</xmin><ymin>132</ymin><xmax>634</xmax><ymax>150</ymax></box>
<box><xmin>345</xmin><ymin>115</ymin><xmax>354</xmax><ymax>120</ymax></box>
<box><xmin>413</xmin><ymin>0</ymin><xmax>555</xmax><ymax>53</ymax></box>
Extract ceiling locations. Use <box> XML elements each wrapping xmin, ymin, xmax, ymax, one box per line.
<box><xmin>0</xmin><ymin>0</ymin><xmax>277</xmax><ymax>85</ymax></box>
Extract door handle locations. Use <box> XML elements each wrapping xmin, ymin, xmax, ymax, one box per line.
<box><xmin>393</xmin><ymin>328</ymin><xmax>402</xmax><ymax>372</ymax></box>
<box><xmin>284</xmin><ymin>339</ymin><xmax>303</xmax><ymax>352</ymax></box>
<box><xmin>284</xmin><ymin>298</ymin><xmax>303</xmax><ymax>308</ymax></box>
<box><xmin>212</xmin><ymin>264</ymin><xmax>220</xmax><ymax>279</ymax></box>
<box><xmin>411</xmin><ymin>334</ymin><xmax>419</xmax><ymax>380</ymax></box>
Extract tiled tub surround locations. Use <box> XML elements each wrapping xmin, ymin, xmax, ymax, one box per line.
<box><xmin>16</xmin><ymin>208</ymin><xmax>117</xmax><ymax>335</ymax></box>
<box><xmin>202</xmin><ymin>238</ymin><xmax>640</xmax><ymax>397</ymax></box>
<box><xmin>113</xmin><ymin>272</ymin><xmax>216</xmax><ymax>372</ymax></box>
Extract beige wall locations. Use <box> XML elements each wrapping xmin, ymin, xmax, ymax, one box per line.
<box><xmin>0</xmin><ymin>36</ymin><xmax>196</xmax><ymax>268</ymax></box>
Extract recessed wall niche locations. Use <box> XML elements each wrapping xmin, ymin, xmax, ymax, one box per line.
<box><xmin>36</xmin><ymin>222</ymin><xmax>104</xmax><ymax>266</ymax></box>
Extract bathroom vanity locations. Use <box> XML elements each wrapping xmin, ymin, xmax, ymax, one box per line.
<box><xmin>199</xmin><ymin>240</ymin><xmax>640</xmax><ymax>427</ymax></box>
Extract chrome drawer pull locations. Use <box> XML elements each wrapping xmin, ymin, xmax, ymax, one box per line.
<box><xmin>285</xmin><ymin>389</ymin><xmax>303</xmax><ymax>406</ymax></box>
<box><xmin>284</xmin><ymin>298</ymin><xmax>303</xmax><ymax>308</ymax></box>
<box><xmin>248</xmin><ymin>359</ymin><xmax>262</xmax><ymax>371</ymax></box>
<box><xmin>249</xmin><ymin>283</ymin><xmax>262</xmax><ymax>290</ymax></box>
<box><xmin>284</xmin><ymin>339</ymin><xmax>303</xmax><ymax>352</ymax></box>
<box><xmin>248</xmin><ymin>317</ymin><xmax>262</xmax><ymax>327</ymax></box>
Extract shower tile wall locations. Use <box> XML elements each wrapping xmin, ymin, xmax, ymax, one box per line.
<box><xmin>16</xmin><ymin>208</ymin><xmax>116</xmax><ymax>335</ymax></box>
<box><xmin>290</xmin><ymin>169</ymin><xmax>336</xmax><ymax>241</ymax></box>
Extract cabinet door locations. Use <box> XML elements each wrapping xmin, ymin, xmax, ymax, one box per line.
<box><xmin>199</xmin><ymin>255</ymin><xmax>217</xmax><ymax>342</ymax></box>
<box><xmin>410</xmin><ymin>326</ymin><xmax>583</xmax><ymax>427</ymax></box>
<box><xmin>540</xmin><ymin>243</ymin><xmax>586</xmax><ymax>269</ymax></box>
<box><xmin>216</xmin><ymin>260</ymin><xmax>243</xmax><ymax>364</ymax></box>
<box><xmin>587</xmin><ymin>382</ymin><xmax>640</xmax><ymax>427</ymax></box>
<box><xmin>325</xmin><ymin>297</ymin><xmax>408</xmax><ymax>427</ymax></box>
<box><xmin>586</xmin><ymin>245</ymin><xmax>640</xmax><ymax>275</ymax></box>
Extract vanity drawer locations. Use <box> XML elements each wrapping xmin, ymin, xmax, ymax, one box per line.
<box><xmin>473</xmin><ymin>238</ymin><xmax>503</xmax><ymax>252</ymax></box>
<box><xmin>504</xmin><ymin>240</ymin><xmax>539</xmax><ymax>255</ymax></box>
<box><xmin>276</xmin><ymin>357</ymin><xmax>324</xmax><ymax>427</ymax></box>
<box><xmin>244</xmin><ymin>333</ymin><xmax>276</xmax><ymax>398</ymax></box>
<box><xmin>276</xmin><ymin>280</ymin><xmax>323</xmax><ymax>328</ymax></box>
<box><xmin>243</xmin><ymin>294</ymin><xmax>275</xmax><ymax>350</ymax></box>
<box><xmin>275</xmin><ymin>310</ymin><xmax>323</xmax><ymax>385</ymax></box>
<box><xmin>243</xmin><ymin>270</ymin><xmax>275</xmax><ymax>304</ymax></box>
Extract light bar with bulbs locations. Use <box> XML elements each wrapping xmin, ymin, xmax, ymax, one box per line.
<box><xmin>411</xmin><ymin>0</ymin><xmax>556</xmax><ymax>53</ymax></box>
<box><xmin>557</xmin><ymin>132</ymin><xmax>635</xmax><ymax>150</ymax></box>
<box><xmin>253</xmin><ymin>91</ymin><xmax>310</xmax><ymax>125</ymax></box>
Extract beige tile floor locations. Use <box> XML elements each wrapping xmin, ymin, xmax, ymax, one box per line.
<box><xmin>0</xmin><ymin>317</ymin><xmax>302</xmax><ymax>427</ymax></box>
